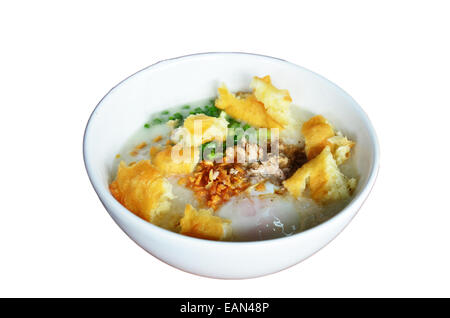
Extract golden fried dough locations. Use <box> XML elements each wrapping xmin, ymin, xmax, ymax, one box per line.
<box><xmin>182</xmin><ymin>114</ymin><xmax>228</xmax><ymax>146</ymax></box>
<box><xmin>109</xmin><ymin>160</ymin><xmax>174</xmax><ymax>223</ymax></box>
<box><xmin>215</xmin><ymin>84</ymin><xmax>283</xmax><ymax>129</ymax></box>
<box><xmin>302</xmin><ymin>115</ymin><xmax>335</xmax><ymax>159</ymax></box>
<box><xmin>179</xmin><ymin>204</ymin><xmax>232</xmax><ymax>241</ymax></box>
<box><xmin>302</xmin><ymin>115</ymin><xmax>354</xmax><ymax>164</ymax></box>
<box><xmin>152</xmin><ymin>144</ymin><xmax>200</xmax><ymax>176</ymax></box>
<box><xmin>250</xmin><ymin>75</ymin><xmax>292</xmax><ymax>126</ymax></box>
<box><xmin>327</xmin><ymin>134</ymin><xmax>355</xmax><ymax>165</ymax></box>
<box><xmin>283</xmin><ymin>146</ymin><xmax>355</xmax><ymax>203</ymax></box>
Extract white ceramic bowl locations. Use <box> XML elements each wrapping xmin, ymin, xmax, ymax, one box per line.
<box><xmin>83</xmin><ymin>52</ymin><xmax>379</xmax><ymax>279</ymax></box>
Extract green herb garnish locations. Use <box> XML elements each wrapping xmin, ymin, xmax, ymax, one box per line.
<box><xmin>207</xmin><ymin>148</ymin><xmax>217</xmax><ymax>160</ymax></box>
<box><xmin>152</xmin><ymin>118</ymin><xmax>162</xmax><ymax>125</ymax></box>
<box><xmin>173</xmin><ymin>112</ymin><xmax>183</xmax><ymax>121</ymax></box>
<box><xmin>204</xmin><ymin>104</ymin><xmax>220</xmax><ymax>117</ymax></box>
<box><xmin>229</xmin><ymin>122</ymin><xmax>240</xmax><ymax>129</ymax></box>
<box><xmin>201</xmin><ymin>141</ymin><xmax>224</xmax><ymax>160</ymax></box>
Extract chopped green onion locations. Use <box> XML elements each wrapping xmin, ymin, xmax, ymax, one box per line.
<box><xmin>234</xmin><ymin>129</ymin><xmax>245</xmax><ymax>144</ymax></box>
<box><xmin>243</xmin><ymin>124</ymin><xmax>251</xmax><ymax>131</ymax></box>
<box><xmin>205</xmin><ymin>105</ymin><xmax>220</xmax><ymax>117</ymax></box>
<box><xmin>144</xmin><ymin>123</ymin><xmax>150</xmax><ymax>128</ymax></box>
<box><xmin>153</xmin><ymin>118</ymin><xmax>162</xmax><ymax>124</ymax></box>
<box><xmin>173</xmin><ymin>112</ymin><xmax>183</xmax><ymax>121</ymax></box>
<box><xmin>182</xmin><ymin>105</ymin><xmax>190</xmax><ymax>109</ymax></box>
<box><xmin>229</xmin><ymin>122</ymin><xmax>240</xmax><ymax>129</ymax></box>
<box><xmin>161</xmin><ymin>110</ymin><xmax>169</xmax><ymax>115</ymax></box>
<box><xmin>227</xmin><ymin>120</ymin><xmax>236</xmax><ymax>127</ymax></box>
<box><xmin>202</xmin><ymin>141</ymin><xmax>214</xmax><ymax>151</ymax></box>
<box><xmin>168</xmin><ymin>116</ymin><xmax>175</xmax><ymax>120</ymax></box>
<box><xmin>207</xmin><ymin>148</ymin><xmax>216</xmax><ymax>160</ymax></box>
<box><xmin>202</xmin><ymin>141</ymin><xmax>223</xmax><ymax>160</ymax></box>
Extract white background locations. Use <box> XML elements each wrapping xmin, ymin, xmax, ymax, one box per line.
<box><xmin>1</xmin><ymin>0</ymin><xmax>449</xmax><ymax>297</ymax></box>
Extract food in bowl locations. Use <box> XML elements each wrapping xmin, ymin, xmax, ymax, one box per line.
<box><xmin>109</xmin><ymin>75</ymin><xmax>358</xmax><ymax>241</ymax></box>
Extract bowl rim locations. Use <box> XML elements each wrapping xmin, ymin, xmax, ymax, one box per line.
<box><xmin>83</xmin><ymin>51</ymin><xmax>380</xmax><ymax>246</ymax></box>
